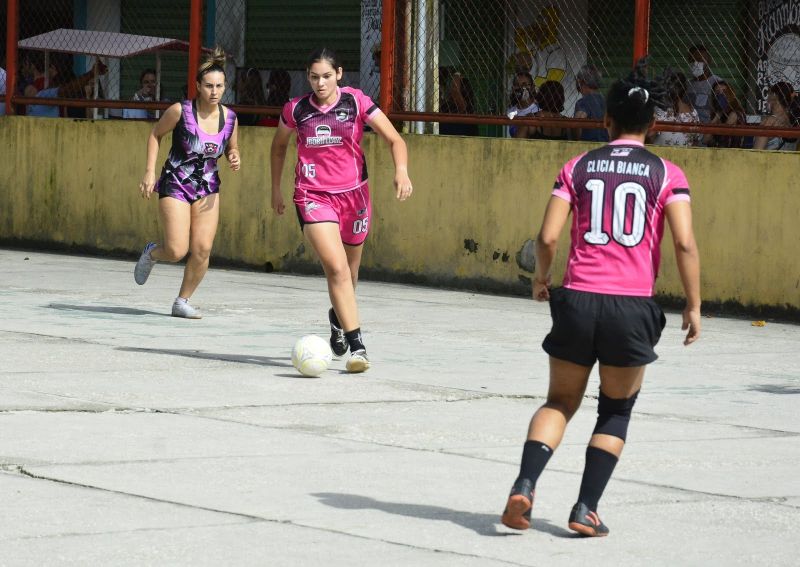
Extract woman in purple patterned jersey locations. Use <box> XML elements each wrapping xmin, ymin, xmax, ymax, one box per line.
<box><xmin>270</xmin><ymin>47</ymin><xmax>413</xmax><ymax>373</ymax></box>
<box><xmin>501</xmin><ymin>69</ymin><xmax>701</xmax><ymax>537</ymax></box>
<box><xmin>133</xmin><ymin>47</ymin><xmax>240</xmax><ymax>319</ymax></box>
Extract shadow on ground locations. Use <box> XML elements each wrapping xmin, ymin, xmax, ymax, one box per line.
<box><xmin>312</xmin><ymin>492</ymin><xmax>575</xmax><ymax>538</ymax></box>
<box><xmin>48</xmin><ymin>303</ymin><xmax>166</xmax><ymax>317</ymax></box>
<box><xmin>118</xmin><ymin>346</ymin><xmax>293</xmax><ymax>368</ymax></box>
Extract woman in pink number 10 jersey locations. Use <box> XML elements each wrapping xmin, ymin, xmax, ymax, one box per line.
<box><xmin>270</xmin><ymin>48</ymin><xmax>413</xmax><ymax>373</ymax></box>
<box><xmin>501</xmin><ymin>69</ymin><xmax>701</xmax><ymax>537</ymax></box>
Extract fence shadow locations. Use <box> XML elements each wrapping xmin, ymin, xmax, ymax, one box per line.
<box><xmin>48</xmin><ymin>303</ymin><xmax>165</xmax><ymax>317</ymax></box>
<box><xmin>117</xmin><ymin>346</ymin><xmax>294</xmax><ymax>368</ymax></box>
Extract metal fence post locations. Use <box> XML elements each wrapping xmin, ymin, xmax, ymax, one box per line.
<box><xmin>633</xmin><ymin>0</ymin><xmax>651</xmax><ymax>67</ymax></box>
<box><xmin>5</xmin><ymin>0</ymin><xmax>19</xmax><ymax>115</ymax></box>
<box><xmin>380</xmin><ymin>0</ymin><xmax>397</xmax><ymax>114</ymax></box>
<box><xmin>187</xmin><ymin>0</ymin><xmax>203</xmax><ymax>100</ymax></box>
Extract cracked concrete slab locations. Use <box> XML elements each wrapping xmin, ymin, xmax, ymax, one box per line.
<box><xmin>0</xmin><ymin>249</ymin><xmax>798</xmax><ymax>566</ymax></box>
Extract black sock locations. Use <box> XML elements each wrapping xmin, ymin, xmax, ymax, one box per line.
<box><xmin>577</xmin><ymin>446</ymin><xmax>619</xmax><ymax>512</ymax></box>
<box><xmin>517</xmin><ymin>440</ymin><xmax>553</xmax><ymax>487</ymax></box>
<box><xmin>344</xmin><ymin>328</ymin><xmax>365</xmax><ymax>352</ymax></box>
<box><xmin>329</xmin><ymin>308</ymin><xmax>341</xmax><ymax>329</ymax></box>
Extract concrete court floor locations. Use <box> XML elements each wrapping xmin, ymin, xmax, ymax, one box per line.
<box><xmin>0</xmin><ymin>248</ymin><xmax>798</xmax><ymax>566</ymax></box>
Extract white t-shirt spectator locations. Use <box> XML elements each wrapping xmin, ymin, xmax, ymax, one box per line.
<box><xmin>652</xmin><ymin>107</ymin><xmax>702</xmax><ymax>147</ymax></box>
<box><xmin>507</xmin><ymin>101</ymin><xmax>540</xmax><ymax>137</ymax></box>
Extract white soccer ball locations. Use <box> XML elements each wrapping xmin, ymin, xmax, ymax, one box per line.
<box><xmin>291</xmin><ymin>334</ymin><xmax>333</xmax><ymax>377</ymax></box>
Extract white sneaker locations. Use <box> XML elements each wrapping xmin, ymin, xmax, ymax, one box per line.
<box><xmin>171</xmin><ymin>299</ymin><xmax>202</xmax><ymax>319</ymax></box>
<box><xmin>346</xmin><ymin>349</ymin><xmax>370</xmax><ymax>373</ymax></box>
<box><xmin>134</xmin><ymin>242</ymin><xmax>158</xmax><ymax>285</ymax></box>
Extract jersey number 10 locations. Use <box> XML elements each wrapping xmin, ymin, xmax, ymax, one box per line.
<box><xmin>583</xmin><ymin>179</ymin><xmax>647</xmax><ymax>248</ymax></box>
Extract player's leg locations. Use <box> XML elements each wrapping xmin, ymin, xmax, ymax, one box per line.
<box><xmin>304</xmin><ymin>222</ymin><xmax>368</xmax><ymax>373</ymax></box>
<box><xmin>328</xmin><ymin>242</ymin><xmax>363</xmax><ymax>358</ymax></box>
<box><xmin>568</xmin><ymin>295</ymin><xmax>664</xmax><ymax>537</ymax></box>
<box><xmin>134</xmin><ymin>195</ymin><xmax>191</xmax><ymax>285</ymax></box>
<box><xmin>135</xmin><ymin>195</ymin><xmax>190</xmax><ymax>285</ymax></box>
<box><xmin>502</xmin><ymin>287</ymin><xmax>598</xmax><ymax>530</ymax></box>
<box><xmin>502</xmin><ymin>357</ymin><xmax>592</xmax><ymax>530</ymax></box>
<box><xmin>172</xmin><ymin>193</ymin><xmax>220</xmax><ymax>319</ymax></box>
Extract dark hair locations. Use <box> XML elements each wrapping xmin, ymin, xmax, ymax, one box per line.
<box><xmin>139</xmin><ymin>68</ymin><xmax>156</xmax><ymax>83</ymax></box>
<box><xmin>514</xmin><ymin>71</ymin><xmax>534</xmax><ymax>86</ymax></box>
<box><xmin>770</xmin><ymin>81</ymin><xmax>794</xmax><ymax>111</ymax></box>
<box><xmin>576</xmin><ymin>64</ymin><xmax>602</xmax><ymax>89</ymax></box>
<box><xmin>688</xmin><ymin>44</ymin><xmax>708</xmax><ymax>56</ymax></box>
<box><xmin>266</xmin><ymin>69</ymin><xmax>291</xmax><ymax>106</ymax></box>
<box><xmin>196</xmin><ymin>46</ymin><xmax>226</xmax><ymax>82</ymax></box>
<box><xmin>307</xmin><ymin>47</ymin><xmax>341</xmax><ymax>71</ymax></box>
<box><xmin>606</xmin><ymin>64</ymin><xmax>663</xmax><ymax>134</ymax></box>
<box><xmin>237</xmin><ymin>67</ymin><xmax>267</xmax><ymax>106</ymax></box>
<box><xmin>536</xmin><ymin>80</ymin><xmax>565</xmax><ymax>113</ymax></box>
<box><xmin>662</xmin><ymin>70</ymin><xmax>690</xmax><ymax>113</ymax></box>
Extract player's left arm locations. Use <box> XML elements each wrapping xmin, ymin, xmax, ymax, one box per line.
<box><xmin>225</xmin><ymin>113</ymin><xmax>240</xmax><ymax>171</ymax></box>
<box><xmin>533</xmin><ymin>195</ymin><xmax>571</xmax><ymax>301</ymax></box>
<box><xmin>368</xmin><ymin>112</ymin><xmax>413</xmax><ymax>201</ymax></box>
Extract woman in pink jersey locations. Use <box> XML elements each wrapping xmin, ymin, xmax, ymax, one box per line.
<box><xmin>133</xmin><ymin>47</ymin><xmax>240</xmax><ymax>319</ymax></box>
<box><xmin>501</xmin><ymin>71</ymin><xmax>701</xmax><ymax>537</ymax></box>
<box><xmin>270</xmin><ymin>48</ymin><xmax>413</xmax><ymax>373</ymax></box>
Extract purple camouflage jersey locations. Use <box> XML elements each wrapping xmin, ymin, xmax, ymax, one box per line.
<box><xmin>157</xmin><ymin>100</ymin><xmax>237</xmax><ymax>202</ymax></box>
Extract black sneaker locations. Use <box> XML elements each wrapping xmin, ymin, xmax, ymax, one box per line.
<box><xmin>501</xmin><ymin>478</ymin><xmax>534</xmax><ymax>530</ymax></box>
<box><xmin>329</xmin><ymin>308</ymin><xmax>348</xmax><ymax>357</ymax></box>
<box><xmin>568</xmin><ymin>502</ymin><xmax>609</xmax><ymax>537</ymax></box>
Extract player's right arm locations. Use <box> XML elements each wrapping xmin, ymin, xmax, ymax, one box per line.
<box><xmin>269</xmin><ymin>122</ymin><xmax>293</xmax><ymax>215</ymax></box>
<box><xmin>139</xmin><ymin>102</ymin><xmax>181</xmax><ymax>199</ymax></box>
<box><xmin>665</xmin><ymin>200</ymin><xmax>701</xmax><ymax>345</ymax></box>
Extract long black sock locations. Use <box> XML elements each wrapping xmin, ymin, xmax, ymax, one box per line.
<box><xmin>344</xmin><ymin>328</ymin><xmax>365</xmax><ymax>352</ymax></box>
<box><xmin>577</xmin><ymin>446</ymin><xmax>619</xmax><ymax>512</ymax></box>
<box><xmin>517</xmin><ymin>440</ymin><xmax>553</xmax><ymax>487</ymax></box>
<box><xmin>329</xmin><ymin>307</ymin><xmax>341</xmax><ymax>329</ymax></box>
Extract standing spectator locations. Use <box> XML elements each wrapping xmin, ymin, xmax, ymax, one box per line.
<box><xmin>507</xmin><ymin>71</ymin><xmax>539</xmax><ymax>137</ymax></box>
<box><xmin>650</xmin><ymin>71</ymin><xmax>701</xmax><ymax>147</ymax></box>
<box><xmin>704</xmin><ymin>81</ymin><xmax>746</xmax><ymax>148</ymax></box>
<box><xmin>573</xmin><ymin>64</ymin><xmax>608</xmax><ymax>142</ymax></box>
<box><xmin>752</xmin><ymin>82</ymin><xmax>797</xmax><ymax>151</ymax></box>
<box><xmin>236</xmin><ymin>67</ymin><xmax>267</xmax><ymax>126</ymax></box>
<box><xmin>439</xmin><ymin>67</ymin><xmax>479</xmax><ymax>136</ymax></box>
<box><xmin>27</xmin><ymin>60</ymin><xmax>107</xmax><ymax>118</ymax></box>
<box><xmin>259</xmin><ymin>69</ymin><xmax>292</xmax><ymax>127</ymax></box>
<box><xmin>515</xmin><ymin>80</ymin><xmax>567</xmax><ymax>140</ymax></box>
<box><xmin>686</xmin><ymin>44</ymin><xmax>722</xmax><ymax>122</ymax></box>
<box><xmin>124</xmin><ymin>69</ymin><xmax>158</xmax><ymax>120</ymax></box>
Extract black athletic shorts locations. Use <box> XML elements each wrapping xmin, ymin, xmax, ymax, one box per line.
<box><xmin>542</xmin><ymin>287</ymin><xmax>667</xmax><ymax>367</ymax></box>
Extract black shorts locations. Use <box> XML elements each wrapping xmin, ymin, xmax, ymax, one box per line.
<box><xmin>542</xmin><ymin>287</ymin><xmax>666</xmax><ymax>367</ymax></box>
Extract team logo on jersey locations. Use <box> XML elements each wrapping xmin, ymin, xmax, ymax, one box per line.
<box><xmin>305</xmin><ymin>201</ymin><xmax>320</xmax><ymax>213</ymax></box>
<box><xmin>335</xmin><ymin>109</ymin><xmax>349</xmax><ymax>122</ymax></box>
<box><xmin>203</xmin><ymin>142</ymin><xmax>219</xmax><ymax>155</ymax></box>
<box><xmin>356</xmin><ymin>208</ymin><xmax>367</xmax><ymax>216</ymax></box>
<box><xmin>610</xmin><ymin>147</ymin><xmax>633</xmax><ymax>157</ymax></box>
<box><xmin>306</xmin><ymin>124</ymin><xmax>343</xmax><ymax>147</ymax></box>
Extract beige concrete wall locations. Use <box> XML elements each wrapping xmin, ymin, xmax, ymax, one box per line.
<box><xmin>1</xmin><ymin>116</ymin><xmax>798</xmax><ymax>311</ymax></box>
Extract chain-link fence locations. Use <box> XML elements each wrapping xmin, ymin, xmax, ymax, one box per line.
<box><xmin>388</xmin><ymin>0</ymin><xmax>800</xmax><ymax>141</ymax></box>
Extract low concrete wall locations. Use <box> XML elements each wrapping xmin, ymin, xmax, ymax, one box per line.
<box><xmin>1</xmin><ymin>116</ymin><xmax>798</xmax><ymax>313</ymax></box>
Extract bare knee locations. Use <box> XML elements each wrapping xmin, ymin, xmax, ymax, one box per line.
<box><xmin>159</xmin><ymin>243</ymin><xmax>189</xmax><ymax>262</ymax></box>
<box><xmin>544</xmin><ymin>396</ymin><xmax>583</xmax><ymax>421</ymax></box>
<box><xmin>322</xmin><ymin>260</ymin><xmax>351</xmax><ymax>285</ymax></box>
<box><xmin>189</xmin><ymin>244</ymin><xmax>213</xmax><ymax>263</ymax></box>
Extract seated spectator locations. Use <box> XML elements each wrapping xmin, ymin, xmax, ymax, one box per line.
<box><xmin>650</xmin><ymin>71</ymin><xmax>701</xmax><ymax>147</ymax></box>
<box><xmin>704</xmin><ymin>81</ymin><xmax>746</xmax><ymax>148</ymax></box>
<box><xmin>515</xmin><ymin>80</ymin><xmax>567</xmax><ymax>140</ymax></box>
<box><xmin>123</xmin><ymin>68</ymin><xmax>158</xmax><ymax>120</ymax></box>
<box><xmin>686</xmin><ymin>44</ymin><xmax>723</xmax><ymax>122</ymax></box>
<box><xmin>506</xmin><ymin>71</ymin><xmax>538</xmax><ymax>137</ymax></box>
<box><xmin>752</xmin><ymin>81</ymin><xmax>797</xmax><ymax>151</ymax></box>
<box><xmin>572</xmin><ymin>64</ymin><xmax>608</xmax><ymax>142</ymax></box>
<box><xmin>236</xmin><ymin>67</ymin><xmax>267</xmax><ymax>126</ymax></box>
<box><xmin>27</xmin><ymin>60</ymin><xmax>107</xmax><ymax>118</ymax></box>
<box><xmin>439</xmin><ymin>67</ymin><xmax>479</xmax><ymax>136</ymax></box>
<box><xmin>259</xmin><ymin>69</ymin><xmax>292</xmax><ymax>127</ymax></box>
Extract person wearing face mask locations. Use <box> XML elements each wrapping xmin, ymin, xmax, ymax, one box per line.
<box><xmin>506</xmin><ymin>71</ymin><xmax>539</xmax><ymax>137</ymax></box>
<box><xmin>686</xmin><ymin>45</ymin><xmax>722</xmax><ymax>123</ymax></box>
<box><xmin>753</xmin><ymin>82</ymin><xmax>797</xmax><ymax>151</ymax></box>
<box><xmin>704</xmin><ymin>81</ymin><xmax>746</xmax><ymax>148</ymax></box>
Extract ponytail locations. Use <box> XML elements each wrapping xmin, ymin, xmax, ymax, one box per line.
<box><xmin>197</xmin><ymin>46</ymin><xmax>227</xmax><ymax>82</ymax></box>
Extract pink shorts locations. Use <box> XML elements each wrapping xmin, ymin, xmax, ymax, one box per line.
<box><xmin>293</xmin><ymin>184</ymin><xmax>372</xmax><ymax>246</ymax></box>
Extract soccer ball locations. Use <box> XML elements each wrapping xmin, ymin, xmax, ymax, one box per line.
<box><xmin>291</xmin><ymin>335</ymin><xmax>333</xmax><ymax>377</ymax></box>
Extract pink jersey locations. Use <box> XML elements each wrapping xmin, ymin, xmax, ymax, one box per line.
<box><xmin>551</xmin><ymin>140</ymin><xmax>691</xmax><ymax>296</ymax></box>
<box><xmin>280</xmin><ymin>86</ymin><xmax>381</xmax><ymax>193</ymax></box>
